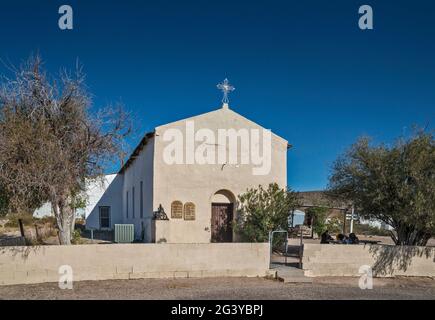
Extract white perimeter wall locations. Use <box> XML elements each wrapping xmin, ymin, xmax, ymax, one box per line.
<box><xmin>303</xmin><ymin>244</ymin><xmax>435</xmax><ymax>277</ymax></box>
<box><xmin>0</xmin><ymin>243</ymin><xmax>270</xmax><ymax>285</ymax></box>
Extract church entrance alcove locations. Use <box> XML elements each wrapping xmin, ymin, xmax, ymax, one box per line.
<box><xmin>211</xmin><ymin>190</ymin><xmax>236</xmax><ymax>243</ymax></box>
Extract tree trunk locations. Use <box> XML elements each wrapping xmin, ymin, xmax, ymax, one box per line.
<box><xmin>51</xmin><ymin>193</ymin><xmax>74</xmax><ymax>245</ymax></box>
<box><xmin>58</xmin><ymin>224</ymin><xmax>72</xmax><ymax>245</ymax></box>
<box><xmin>394</xmin><ymin>223</ymin><xmax>431</xmax><ymax>246</ymax></box>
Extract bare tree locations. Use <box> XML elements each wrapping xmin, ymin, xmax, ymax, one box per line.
<box><xmin>0</xmin><ymin>56</ymin><xmax>131</xmax><ymax>244</ymax></box>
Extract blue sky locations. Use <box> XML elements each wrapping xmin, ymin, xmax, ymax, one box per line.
<box><xmin>0</xmin><ymin>0</ymin><xmax>434</xmax><ymax>191</ymax></box>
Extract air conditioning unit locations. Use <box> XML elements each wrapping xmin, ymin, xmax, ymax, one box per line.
<box><xmin>114</xmin><ymin>224</ymin><xmax>134</xmax><ymax>243</ymax></box>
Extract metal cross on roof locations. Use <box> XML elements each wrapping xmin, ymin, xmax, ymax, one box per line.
<box><xmin>217</xmin><ymin>78</ymin><xmax>235</xmax><ymax>104</ymax></box>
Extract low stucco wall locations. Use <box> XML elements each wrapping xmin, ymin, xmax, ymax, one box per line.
<box><xmin>303</xmin><ymin>244</ymin><xmax>435</xmax><ymax>277</ymax></box>
<box><xmin>0</xmin><ymin>243</ymin><xmax>270</xmax><ymax>286</ymax></box>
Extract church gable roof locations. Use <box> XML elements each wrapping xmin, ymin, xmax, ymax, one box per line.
<box><xmin>119</xmin><ymin>106</ymin><xmax>290</xmax><ymax>174</ymax></box>
<box><xmin>156</xmin><ymin>106</ymin><xmax>289</xmax><ymax>146</ymax></box>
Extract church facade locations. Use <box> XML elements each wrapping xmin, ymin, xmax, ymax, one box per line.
<box><xmin>86</xmin><ymin>97</ymin><xmax>289</xmax><ymax>243</ymax></box>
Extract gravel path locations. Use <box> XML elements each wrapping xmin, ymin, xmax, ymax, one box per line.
<box><xmin>0</xmin><ymin>277</ymin><xmax>434</xmax><ymax>300</ymax></box>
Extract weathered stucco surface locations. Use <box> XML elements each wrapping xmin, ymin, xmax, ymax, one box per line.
<box><xmin>153</xmin><ymin>107</ymin><xmax>288</xmax><ymax>243</ymax></box>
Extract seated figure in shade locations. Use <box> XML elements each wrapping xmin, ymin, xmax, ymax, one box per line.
<box><xmin>320</xmin><ymin>230</ymin><xmax>334</xmax><ymax>244</ymax></box>
<box><xmin>336</xmin><ymin>233</ymin><xmax>347</xmax><ymax>244</ymax></box>
<box><xmin>348</xmin><ymin>233</ymin><xmax>360</xmax><ymax>244</ymax></box>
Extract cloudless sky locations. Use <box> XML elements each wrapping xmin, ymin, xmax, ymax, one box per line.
<box><xmin>0</xmin><ymin>0</ymin><xmax>434</xmax><ymax>191</ymax></box>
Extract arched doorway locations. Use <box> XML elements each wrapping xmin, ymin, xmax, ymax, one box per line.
<box><xmin>210</xmin><ymin>190</ymin><xmax>236</xmax><ymax>243</ymax></box>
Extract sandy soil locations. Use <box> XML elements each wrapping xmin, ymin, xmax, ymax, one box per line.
<box><xmin>0</xmin><ymin>276</ymin><xmax>434</xmax><ymax>300</ymax></box>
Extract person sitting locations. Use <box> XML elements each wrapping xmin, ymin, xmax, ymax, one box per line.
<box><xmin>336</xmin><ymin>233</ymin><xmax>347</xmax><ymax>244</ymax></box>
<box><xmin>348</xmin><ymin>233</ymin><xmax>360</xmax><ymax>244</ymax></box>
<box><xmin>320</xmin><ymin>230</ymin><xmax>333</xmax><ymax>244</ymax></box>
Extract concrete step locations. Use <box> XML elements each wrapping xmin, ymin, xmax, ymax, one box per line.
<box><xmin>271</xmin><ymin>264</ymin><xmax>313</xmax><ymax>284</ymax></box>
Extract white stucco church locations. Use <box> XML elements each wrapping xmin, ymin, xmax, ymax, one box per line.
<box><xmin>86</xmin><ymin>80</ymin><xmax>290</xmax><ymax>243</ymax></box>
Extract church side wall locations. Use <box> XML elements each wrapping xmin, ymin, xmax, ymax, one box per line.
<box><xmin>86</xmin><ymin>174</ymin><xmax>124</xmax><ymax>230</ymax></box>
<box><xmin>122</xmin><ymin>138</ymin><xmax>155</xmax><ymax>242</ymax></box>
<box><xmin>36</xmin><ymin>175</ymin><xmax>117</xmax><ymax>220</ymax></box>
<box><xmin>82</xmin><ymin>174</ymin><xmax>117</xmax><ymax>219</ymax></box>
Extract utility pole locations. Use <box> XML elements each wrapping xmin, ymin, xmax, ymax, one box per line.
<box><xmin>342</xmin><ymin>209</ymin><xmax>346</xmax><ymax>234</ymax></box>
<box><xmin>350</xmin><ymin>206</ymin><xmax>355</xmax><ymax>234</ymax></box>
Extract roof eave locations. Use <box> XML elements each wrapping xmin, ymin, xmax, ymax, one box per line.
<box><xmin>118</xmin><ymin>131</ymin><xmax>155</xmax><ymax>174</ymax></box>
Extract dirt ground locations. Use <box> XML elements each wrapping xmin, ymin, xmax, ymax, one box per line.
<box><xmin>0</xmin><ymin>276</ymin><xmax>434</xmax><ymax>300</ymax></box>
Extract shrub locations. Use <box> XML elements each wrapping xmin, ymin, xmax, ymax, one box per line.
<box><xmin>235</xmin><ymin>183</ymin><xmax>300</xmax><ymax>245</ymax></box>
<box><xmin>71</xmin><ymin>229</ymin><xmax>83</xmax><ymax>244</ymax></box>
<box><xmin>325</xmin><ymin>217</ymin><xmax>343</xmax><ymax>235</ymax></box>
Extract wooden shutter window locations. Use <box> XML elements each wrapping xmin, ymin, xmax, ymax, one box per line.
<box><xmin>171</xmin><ymin>201</ymin><xmax>183</xmax><ymax>219</ymax></box>
<box><xmin>184</xmin><ymin>202</ymin><xmax>196</xmax><ymax>221</ymax></box>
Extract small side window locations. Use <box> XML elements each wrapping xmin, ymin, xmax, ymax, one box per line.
<box><xmin>132</xmin><ymin>186</ymin><xmax>135</xmax><ymax>218</ymax></box>
<box><xmin>99</xmin><ymin>206</ymin><xmax>111</xmax><ymax>229</ymax></box>
<box><xmin>140</xmin><ymin>181</ymin><xmax>144</xmax><ymax>218</ymax></box>
<box><xmin>126</xmin><ymin>191</ymin><xmax>129</xmax><ymax>218</ymax></box>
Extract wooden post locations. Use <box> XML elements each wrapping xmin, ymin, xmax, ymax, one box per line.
<box><xmin>299</xmin><ymin>228</ymin><xmax>303</xmax><ymax>269</ymax></box>
<box><xmin>18</xmin><ymin>219</ymin><xmax>25</xmax><ymax>237</ymax></box>
<box><xmin>34</xmin><ymin>224</ymin><xmax>40</xmax><ymax>241</ymax></box>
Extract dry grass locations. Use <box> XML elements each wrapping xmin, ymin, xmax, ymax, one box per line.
<box><xmin>0</xmin><ymin>215</ymin><xmax>58</xmax><ymax>245</ymax></box>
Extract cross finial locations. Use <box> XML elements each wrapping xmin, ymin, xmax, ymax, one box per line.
<box><xmin>217</xmin><ymin>78</ymin><xmax>235</xmax><ymax>107</ymax></box>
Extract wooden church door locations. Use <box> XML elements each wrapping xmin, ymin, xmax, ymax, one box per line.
<box><xmin>211</xmin><ymin>203</ymin><xmax>234</xmax><ymax>243</ymax></box>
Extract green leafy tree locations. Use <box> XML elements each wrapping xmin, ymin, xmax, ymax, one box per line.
<box><xmin>305</xmin><ymin>206</ymin><xmax>329</xmax><ymax>236</ymax></box>
<box><xmin>235</xmin><ymin>183</ymin><xmax>300</xmax><ymax>243</ymax></box>
<box><xmin>328</xmin><ymin>130</ymin><xmax>435</xmax><ymax>246</ymax></box>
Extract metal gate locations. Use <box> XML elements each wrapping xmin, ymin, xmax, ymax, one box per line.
<box><xmin>269</xmin><ymin>229</ymin><xmax>303</xmax><ymax>269</ymax></box>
